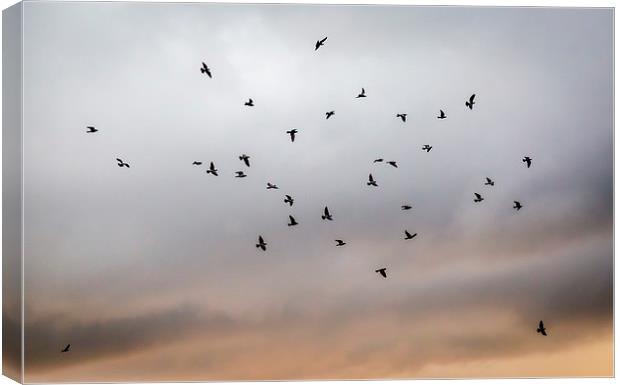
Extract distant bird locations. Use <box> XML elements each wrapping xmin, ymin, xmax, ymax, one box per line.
<box><xmin>244</xmin><ymin>98</ymin><xmax>254</xmax><ymax>107</ymax></box>
<box><xmin>401</xmin><ymin>205</ymin><xmax>412</xmax><ymax>210</ymax></box>
<box><xmin>437</xmin><ymin>110</ymin><xmax>447</xmax><ymax>119</ymax></box>
<box><xmin>356</xmin><ymin>88</ymin><xmax>366</xmax><ymax>98</ymax></box>
<box><xmin>396</xmin><ymin>113</ymin><xmax>407</xmax><ymax>122</ymax></box>
<box><xmin>206</xmin><ymin>162</ymin><xmax>218</xmax><ymax>176</ymax></box>
<box><xmin>474</xmin><ymin>193</ymin><xmax>484</xmax><ymax>202</ymax></box>
<box><xmin>422</xmin><ymin>145</ymin><xmax>433</xmax><ymax>152</ymax></box>
<box><xmin>367</xmin><ymin>174</ymin><xmax>378</xmax><ymax>187</ymax></box>
<box><xmin>284</xmin><ymin>195</ymin><xmax>294</xmax><ymax>206</ymax></box>
<box><xmin>404</xmin><ymin>230</ymin><xmax>417</xmax><ymax>240</ymax></box>
<box><xmin>86</xmin><ymin>126</ymin><xmax>98</xmax><ymax>133</ymax></box>
<box><xmin>287</xmin><ymin>215</ymin><xmax>299</xmax><ymax>227</ymax></box>
<box><xmin>235</xmin><ymin>171</ymin><xmax>247</xmax><ymax>178</ymax></box>
<box><xmin>465</xmin><ymin>93</ymin><xmax>476</xmax><ymax>109</ymax></box>
<box><xmin>335</xmin><ymin>240</ymin><xmax>346</xmax><ymax>246</ymax></box>
<box><xmin>61</xmin><ymin>344</ymin><xmax>71</xmax><ymax>353</ymax></box>
<box><xmin>315</xmin><ymin>37</ymin><xmax>327</xmax><ymax>50</ymax></box>
<box><xmin>321</xmin><ymin>206</ymin><xmax>333</xmax><ymax>221</ymax></box>
<box><xmin>373</xmin><ymin>158</ymin><xmax>384</xmax><ymax>163</ymax></box>
<box><xmin>256</xmin><ymin>235</ymin><xmax>267</xmax><ymax>251</ymax></box>
<box><xmin>485</xmin><ymin>177</ymin><xmax>495</xmax><ymax>186</ymax></box>
<box><xmin>239</xmin><ymin>154</ymin><xmax>250</xmax><ymax>167</ymax></box>
<box><xmin>267</xmin><ymin>183</ymin><xmax>279</xmax><ymax>189</ymax></box>
<box><xmin>116</xmin><ymin>158</ymin><xmax>130</xmax><ymax>168</ymax></box>
<box><xmin>286</xmin><ymin>129</ymin><xmax>298</xmax><ymax>142</ymax></box>
<box><xmin>200</xmin><ymin>62</ymin><xmax>212</xmax><ymax>78</ymax></box>
<box><xmin>513</xmin><ymin>201</ymin><xmax>523</xmax><ymax>211</ymax></box>
<box><xmin>326</xmin><ymin>111</ymin><xmax>335</xmax><ymax>119</ymax></box>
<box><xmin>375</xmin><ymin>268</ymin><xmax>387</xmax><ymax>278</ymax></box>
<box><xmin>386</xmin><ymin>161</ymin><xmax>398</xmax><ymax>168</ymax></box>
<box><xmin>537</xmin><ymin>320</ymin><xmax>547</xmax><ymax>336</ymax></box>
<box><xmin>192</xmin><ymin>161</ymin><xmax>202</xmax><ymax>166</ymax></box>
<box><xmin>522</xmin><ymin>156</ymin><xmax>532</xmax><ymax>168</ymax></box>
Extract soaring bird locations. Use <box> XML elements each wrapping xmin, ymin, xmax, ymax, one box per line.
<box><xmin>206</xmin><ymin>162</ymin><xmax>218</xmax><ymax>176</ymax></box>
<box><xmin>335</xmin><ymin>240</ymin><xmax>346</xmax><ymax>246</ymax></box>
<box><xmin>396</xmin><ymin>113</ymin><xmax>407</xmax><ymax>122</ymax></box>
<box><xmin>367</xmin><ymin>174</ymin><xmax>378</xmax><ymax>187</ymax></box>
<box><xmin>474</xmin><ymin>193</ymin><xmax>484</xmax><ymax>202</ymax></box>
<box><xmin>387</xmin><ymin>161</ymin><xmax>398</xmax><ymax>168</ymax></box>
<box><xmin>284</xmin><ymin>195</ymin><xmax>294</xmax><ymax>206</ymax></box>
<box><xmin>522</xmin><ymin>156</ymin><xmax>532</xmax><ymax>168</ymax></box>
<box><xmin>422</xmin><ymin>145</ymin><xmax>433</xmax><ymax>152</ymax></box>
<box><xmin>288</xmin><ymin>215</ymin><xmax>298</xmax><ymax>227</ymax></box>
<box><xmin>192</xmin><ymin>161</ymin><xmax>203</xmax><ymax>166</ymax></box>
<box><xmin>116</xmin><ymin>158</ymin><xmax>130</xmax><ymax>168</ymax></box>
<box><xmin>373</xmin><ymin>158</ymin><xmax>384</xmax><ymax>163</ymax></box>
<box><xmin>267</xmin><ymin>183</ymin><xmax>279</xmax><ymax>189</ymax></box>
<box><xmin>239</xmin><ymin>154</ymin><xmax>250</xmax><ymax>167</ymax></box>
<box><xmin>375</xmin><ymin>268</ymin><xmax>387</xmax><ymax>278</ymax></box>
<box><xmin>86</xmin><ymin>126</ymin><xmax>98</xmax><ymax>133</ymax></box>
<box><xmin>244</xmin><ymin>98</ymin><xmax>254</xmax><ymax>107</ymax></box>
<box><xmin>356</xmin><ymin>88</ymin><xmax>366</xmax><ymax>98</ymax></box>
<box><xmin>200</xmin><ymin>62</ymin><xmax>212</xmax><ymax>78</ymax></box>
<box><xmin>404</xmin><ymin>230</ymin><xmax>417</xmax><ymax>240</ymax></box>
<box><xmin>465</xmin><ymin>94</ymin><xmax>476</xmax><ymax>109</ymax></box>
<box><xmin>61</xmin><ymin>344</ymin><xmax>71</xmax><ymax>353</ymax></box>
<box><xmin>315</xmin><ymin>37</ymin><xmax>327</xmax><ymax>50</ymax></box>
<box><xmin>326</xmin><ymin>111</ymin><xmax>335</xmax><ymax>119</ymax></box>
<box><xmin>256</xmin><ymin>235</ymin><xmax>267</xmax><ymax>251</ymax></box>
<box><xmin>322</xmin><ymin>206</ymin><xmax>333</xmax><ymax>221</ymax></box>
<box><xmin>235</xmin><ymin>171</ymin><xmax>247</xmax><ymax>178</ymax></box>
<box><xmin>401</xmin><ymin>205</ymin><xmax>412</xmax><ymax>210</ymax></box>
<box><xmin>485</xmin><ymin>177</ymin><xmax>495</xmax><ymax>186</ymax></box>
<box><xmin>537</xmin><ymin>320</ymin><xmax>547</xmax><ymax>336</ymax></box>
<box><xmin>513</xmin><ymin>201</ymin><xmax>523</xmax><ymax>211</ymax></box>
<box><xmin>286</xmin><ymin>129</ymin><xmax>298</xmax><ymax>142</ymax></box>
<box><xmin>437</xmin><ymin>110</ymin><xmax>447</xmax><ymax>119</ymax></box>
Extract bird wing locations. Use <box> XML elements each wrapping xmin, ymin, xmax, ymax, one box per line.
<box><xmin>369</xmin><ymin>174</ymin><xmax>374</xmax><ymax>182</ymax></box>
<box><xmin>470</xmin><ymin>94</ymin><xmax>476</xmax><ymax>102</ymax></box>
<box><xmin>475</xmin><ymin>193</ymin><xmax>482</xmax><ymax>199</ymax></box>
<box><xmin>405</xmin><ymin>230</ymin><xmax>411</xmax><ymax>237</ymax></box>
<box><xmin>324</xmin><ymin>207</ymin><xmax>330</xmax><ymax>216</ymax></box>
<box><xmin>320</xmin><ymin>37</ymin><xmax>327</xmax><ymax>43</ymax></box>
<box><xmin>210</xmin><ymin>162</ymin><xmax>215</xmax><ymax>170</ymax></box>
<box><xmin>289</xmin><ymin>215</ymin><xmax>295</xmax><ymax>222</ymax></box>
<box><xmin>258</xmin><ymin>236</ymin><xmax>264</xmax><ymax>243</ymax></box>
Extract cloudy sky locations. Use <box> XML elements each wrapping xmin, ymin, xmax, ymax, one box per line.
<box><xmin>14</xmin><ymin>2</ymin><xmax>613</xmax><ymax>381</ymax></box>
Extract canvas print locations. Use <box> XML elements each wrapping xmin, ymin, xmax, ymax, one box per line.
<box><xmin>2</xmin><ymin>2</ymin><xmax>613</xmax><ymax>382</ymax></box>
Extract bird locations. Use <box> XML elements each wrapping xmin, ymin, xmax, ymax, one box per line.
<box><xmin>86</xmin><ymin>126</ymin><xmax>98</xmax><ymax>133</ymax></box>
<box><xmin>396</xmin><ymin>113</ymin><xmax>407</xmax><ymax>122</ymax></box>
<box><xmin>200</xmin><ymin>62</ymin><xmax>212</xmax><ymax>78</ymax></box>
<box><xmin>239</xmin><ymin>154</ymin><xmax>250</xmax><ymax>167</ymax></box>
<box><xmin>375</xmin><ymin>268</ymin><xmax>387</xmax><ymax>278</ymax></box>
<box><xmin>401</xmin><ymin>205</ymin><xmax>412</xmax><ymax>210</ymax></box>
<box><xmin>326</xmin><ymin>111</ymin><xmax>335</xmax><ymax>119</ymax></box>
<box><xmin>335</xmin><ymin>240</ymin><xmax>346</xmax><ymax>246</ymax></box>
<box><xmin>513</xmin><ymin>201</ymin><xmax>523</xmax><ymax>211</ymax></box>
<box><xmin>404</xmin><ymin>230</ymin><xmax>417</xmax><ymax>240</ymax></box>
<box><xmin>356</xmin><ymin>88</ymin><xmax>366</xmax><ymax>98</ymax></box>
<box><xmin>321</xmin><ymin>206</ymin><xmax>333</xmax><ymax>221</ymax></box>
<box><xmin>267</xmin><ymin>183</ymin><xmax>279</xmax><ymax>189</ymax></box>
<box><xmin>522</xmin><ymin>156</ymin><xmax>532</xmax><ymax>168</ymax></box>
<box><xmin>537</xmin><ymin>320</ymin><xmax>547</xmax><ymax>336</ymax></box>
<box><xmin>422</xmin><ymin>145</ymin><xmax>433</xmax><ymax>152</ymax></box>
<box><xmin>315</xmin><ymin>37</ymin><xmax>327</xmax><ymax>50</ymax></box>
<box><xmin>244</xmin><ymin>98</ymin><xmax>254</xmax><ymax>107</ymax></box>
<box><xmin>437</xmin><ymin>110</ymin><xmax>446</xmax><ymax>119</ymax></box>
<box><xmin>284</xmin><ymin>195</ymin><xmax>294</xmax><ymax>206</ymax></box>
<box><xmin>192</xmin><ymin>161</ymin><xmax>203</xmax><ymax>166</ymax></box>
<box><xmin>386</xmin><ymin>161</ymin><xmax>398</xmax><ymax>168</ymax></box>
<box><xmin>465</xmin><ymin>94</ymin><xmax>476</xmax><ymax>109</ymax></box>
<box><xmin>61</xmin><ymin>344</ymin><xmax>71</xmax><ymax>353</ymax></box>
<box><xmin>287</xmin><ymin>215</ymin><xmax>298</xmax><ymax>226</ymax></box>
<box><xmin>367</xmin><ymin>174</ymin><xmax>378</xmax><ymax>187</ymax></box>
<box><xmin>235</xmin><ymin>171</ymin><xmax>247</xmax><ymax>178</ymax></box>
<box><xmin>116</xmin><ymin>158</ymin><xmax>130</xmax><ymax>168</ymax></box>
<box><xmin>286</xmin><ymin>129</ymin><xmax>298</xmax><ymax>142</ymax></box>
<box><xmin>373</xmin><ymin>158</ymin><xmax>384</xmax><ymax>163</ymax></box>
<box><xmin>256</xmin><ymin>235</ymin><xmax>267</xmax><ymax>251</ymax></box>
<box><xmin>206</xmin><ymin>162</ymin><xmax>218</xmax><ymax>176</ymax></box>
<box><xmin>474</xmin><ymin>193</ymin><xmax>484</xmax><ymax>202</ymax></box>
<box><xmin>485</xmin><ymin>177</ymin><xmax>495</xmax><ymax>186</ymax></box>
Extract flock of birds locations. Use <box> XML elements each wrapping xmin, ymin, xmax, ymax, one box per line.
<box><xmin>63</xmin><ymin>35</ymin><xmax>547</xmax><ymax>354</ymax></box>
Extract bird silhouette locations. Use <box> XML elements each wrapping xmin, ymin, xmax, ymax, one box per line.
<box><xmin>239</xmin><ymin>154</ymin><xmax>250</xmax><ymax>167</ymax></box>
<box><xmin>401</xmin><ymin>205</ymin><xmax>412</xmax><ymax>210</ymax></box>
<box><xmin>206</xmin><ymin>162</ymin><xmax>218</xmax><ymax>176</ymax></box>
<box><xmin>61</xmin><ymin>344</ymin><xmax>71</xmax><ymax>353</ymax></box>
<box><xmin>116</xmin><ymin>158</ymin><xmax>130</xmax><ymax>168</ymax></box>
<box><xmin>86</xmin><ymin>126</ymin><xmax>98</xmax><ymax>133</ymax></box>
<box><xmin>256</xmin><ymin>235</ymin><xmax>267</xmax><ymax>251</ymax></box>
<box><xmin>404</xmin><ymin>230</ymin><xmax>417</xmax><ymax>240</ymax></box>
<box><xmin>322</xmin><ymin>206</ymin><xmax>333</xmax><ymax>221</ymax></box>
<box><xmin>315</xmin><ymin>37</ymin><xmax>327</xmax><ymax>50</ymax></box>
<box><xmin>367</xmin><ymin>174</ymin><xmax>378</xmax><ymax>187</ymax></box>
<box><xmin>192</xmin><ymin>161</ymin><xmax>202</xmax><ymax>166</ymax></box>
<box><xmin>465</xmin><ymin>94</ymin><xmax>476</xmax><ymax>109</ymax></box>
<box><xmin>387</xmin><ymin>161</ymin><xmax>398</xmax><ymax>168</ymax></box>
<box><xmin>485</xmin><ymin>177</ymin><xmax>495</xmax><ymax>186</ymax></box>
<box><xmin>356</xmin><ymin>88</ymin><xmax>366</xmax><ymax>98</ymax></box>
<box><xmin>375</xmin><ymin>268</ymin><xmax>387</xmax><ymax>278</ymax></box>
<box><xmin>200</xmin><ymin>62</ymin><xmax>212</xmax><ymax>78</ymax></box>
<box><xmin>437</xmin><ymin>110</ymin><xmax>447</xmax><ymax>119</ymax></box>
<box><xmin>326</xmin><ymin>111</ymin><xmax>335</xmax><ymax>119</ymax></box>
<box><xmin>396</xmin><ymin>113</ymin><xmax>407</xmax><ymax>122</ymax></box>
<box><xmin>335</xmin><ymin>240</ymin><xmax>346</xmax><ymax>246</ymax></box>
<box><xmin>537</xmin><ymin>320</ymin><xmax>547</xmax><ymax>336</ymax></box>
<box><xmin>422</xmin><ymin>145</ymin><xmax>433</xmax><ymax>152</ymax></box>
<box><xmin>267</xmin><ymin>183</ymin><xmax>279</xmax><ymax>189</ymax></box>
<box><xmin>235</xmin><ymin>171</ymin><xmax>247</xmax><ymax>178</ymax></box>
<box><xmin>286</xmin><ymin>129</ymin><xmax>298</xmax><ymax>142</ymax></box>
<box><xmin>522</xmin><ymin>156</ymin><xmax>532</xmax><ymax>168</ymax></box>
<box><xmin>373</xmin><ymin>158</ymin><xmax>384</xmax><ymax>163</ymax></box>
<box><xmin>288</xmin><ymin>215</ymin><xmax>298</xmax><ymax>226</ymax></box>
<box><xmin>513</xmin><ymin>201</ymin><xmax>523</xmax><ymax>211</ymax></box>
<box><xmin>474</xmin><ymin>193</ymin><xmax>484</xmax><ymax>202</ymax></box>
<box><xmin>244</xmin><ymin>98</ymin><xmax>254</xmax><ymax>107</ymax></box>
<box><xmin>284</xmin><ymin>195</ymin><xmax>294</xmax><ymax>206</ymax></box>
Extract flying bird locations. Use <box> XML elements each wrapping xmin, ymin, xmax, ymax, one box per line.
<box><xmin>396</xmin><ymin>113</ymin><xmax>407</xmax><ymax>122</ymax></box>
<box><xmin>315</xmin><ymin>37</ymin><xmax>327</xmax><ymax>50</ymax></box>
<box><xmin>373</xmin><ymin>158</ymin><xmax>384</xmax><ymax>163</ymax></box>
<box><xmin>404</xmin><ymin>230</ymin><xmax>417</xmax><ymax>240</ymax></box>
<box><xmin>367</xmin><ymin>174</ymin><xmax>378</xmax><ymax>187</ymax></box>
<box><xmin>375</xmin><ymin>268</ymin><xmax>387</xmax><ymax>278</ymax></box>
<box><xmin>386</xmin><ymin>161</ymin><xmax>398</xmax><ymax>168</ymax></box>
<box><xmin>86</xmin><ymin>126</ymin><xmax>98</xmax><ymax>133</ymax></box>
<box><xmin>356</xmin><ymin>88</ymin><xmax>366</xmax><ymax>98</ymax></box>
<box><xmin>116</xmin><ymin>158</ymin><xmax>130</xmax><ymax>168</ymax></box>
<box><xmin>522</xmin><ymin>156</ymin><xmax>532</xmax><ymax>168</ymax></box>
<box><xmin>513</xmin><ymin>201</ymin><xmax>523</xmax><ymax>211</ymax></box>
<box><xmin>401</xmin><ymin>205</ymin><xmax>412</xmax><ymax>210</ymax></box>
<box><xmin>437</xmin><ymin>110</ymin><xmax>447</xmax><ymax>119</ymax></box>
<box><xmin>192</xmin><ymin>161</ymin><xmax>203</xmax><ymax>166</ymax></box>
<box><xmin>326</xmin><ymin>111</ymin><xmax>335</xmax><ymax>119</ymax></box>
<box><xmin>286</xmin><ymin>129</ymin><xmax>298</xmax><ymax>142</ymax></box>
<box><xmin>235</xmin><ymin>171</ymin><xmax>247</xmax><ymax>178</ymax></box>
<box><xmin>465</xmin><ymin>93</ymin><xmax>476</xmax><ymax>109</ymax></box>
<box><xmin>256</xmin><ymin>235</ymin><xmax>267</xmax><ymax>251</ymax></box>
<box><xmin>321</xmin><ymin>206</ymin><xmax>333</xmax><ymax>221</ymax></box>
<box><xmin>239</xmin><ymin>154</ymin><xmax>250</xmax><ymax>167</ymax></box>
<box><xmin>485</xmin><ymin>177</ymin><xmax>495</xmax><ymax>186</ymax></box>
<box><xmin>206</xmin><ymin>162</ymin><xmax>218</xmax><ymax>176</ymax></box>
<box><xmin>422</xmin><ymin>145</ymin><xmax>433</xmax><ymax>152</ymax></box>
<box><xmin>267</xmin><ymin>183</ymin><xmax>279</xmax><ymax>189</ymax></box>
<box><xmin>61</xmin><ymin>344</ymin><xmax>71</xmax><ymax>353</ymax></box>
<box><xmin>200</xmin><ymin>62</ymin><xmax>212</xmax><ymax>78</ymax></box>
<box><xmin>537</xmin><ymin>320</ymin><xmax>547</xmax><ymax>336</ymax></box>
<box><xmin>287</xmin><ymin>215</ymin><xmax>298</xmax><ymax>227</ymax></box>
<box><xmin>474</xmin><ymin>193</ymin><xmax>484</xmax><ymax>202</ymax></box>
<box><xmin>284</xmin><ymin>195</ymin><xmax>294</xmax><ymax>206</ymax></box>
<box><xmin>244</xmin><ymin>98</ymin><xmax>254</xmax><ymax>107</ymax></box>
<box><xmin>335</xmin><ymin>240</ymin><xmax>346</xmax><ymax>246</ymax></box>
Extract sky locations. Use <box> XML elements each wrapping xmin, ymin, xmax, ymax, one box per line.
<box><xmin>12</xmin><ymin>2</ymin><xmax>613</xmax><ymax>382</ymax></box>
